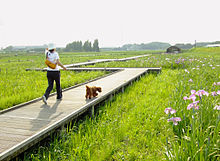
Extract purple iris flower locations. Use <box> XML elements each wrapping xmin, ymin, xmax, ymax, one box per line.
<box><xmin>183</xmin><ymin>94</ymin><xmax>196</xmax><ymax>102</ymax></box>
<box><xmin>167</xmin><ymin>117</ymin><xmax>182</xmax><ymax>125</ymax></box>
<box><xmin>189</xmin><ymin>79</ymin><xmax>193</xmax><ymax>82</ymax></box>
<box><xmin>164</xmin><ymin>107</ymin><xmax>176</xmax><ymax>114</ymax></box>
<box><xmin>196</xmin><ymin>90</ymin><xmax>209</xmax><ymax>97</ymax></box>
<box><xmin>191</xmin><ymin>90</ymin><xmax>196</xmax><ymax>94</ymax></box>
<box><xmin>211</xmin><ymin>91</ymin><xmax>217</xmax><ymax>96</ymax></box>
<box><xmin>214</xmin><ymin>105</ymin><xmax>220</xmax><ymax>110</ymax></box>
<box><xmin>213</xmin><ymin>82</ymin><xmax>220</xmax><ymax>86</ymax></box>
<box><xmin>185</xmin><ymin>69</ymin><xmax>189</xmax><ymax>73</ymax></box>
<box><xmin>187</xmin><ymin>101</ymin><xmax>199</xmax><ymax>110</ymax></box>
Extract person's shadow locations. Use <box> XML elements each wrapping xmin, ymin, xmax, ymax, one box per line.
<box><xmin>30</xmin><ymin>100</ymin><xmax>63</xmax><ymax>132</ymax></box>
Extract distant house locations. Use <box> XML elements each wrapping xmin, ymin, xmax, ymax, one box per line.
<box><xmin>206</xmin><ymin>44</ymin><xmax>220</xmax><ymax>47</ymax></box>
<box><xmin>166</xmin><ymin>46</ymin><xmax>181</xmax><ymax>53</ymax></box>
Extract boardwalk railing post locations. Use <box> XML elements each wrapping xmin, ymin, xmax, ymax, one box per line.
<box><xmin>90</xmin><ymin>105</ymin><xmax>95</xmax><ymax>118</ymax></box>
<box><xmin>110</xmin><ymin>94</ymin><xmax>113</xmax><ymax>101</ymax></box>
<box><xmin>61</xmin><ymin>124</ymin><xmax>65</xmax><ymax>132</ymax></box>
<box><xmin>122</xmin><ymin>87</ymin><xmax>124</xmax><ymax>93</ymax></box>
<box><xmin>158</xmin><ymin>68</ymin><xmax>161</xmax><ymax>74</ymax></box>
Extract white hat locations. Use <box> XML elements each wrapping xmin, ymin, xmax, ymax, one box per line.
<box><xmin>48</xmin><ymin>43</ymin><xmax>56</xmax><ymax>50</ymax></box>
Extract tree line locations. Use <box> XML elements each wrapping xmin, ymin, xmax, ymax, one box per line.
<box><xmin>102</xmin><ymin>42</ymin><xmax>171</xmax><ymax>51</ymax></box>
<box><xmin>64</xmin><ymin>39</ymin><xmax>100</xmax><ymax>52</ymax></box>
<box><xmin>0</xmin><ymin>39</ymin><xmax>100</xmax><ymax>53</ymax></box>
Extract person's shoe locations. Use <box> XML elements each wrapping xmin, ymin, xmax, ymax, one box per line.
<box><xmin>42</xmin><ymin>95</ymin><xmax>47</xmax><ymax>104</ymax></box>
<box><xmin>57</xmin><ymin>97</ymin><xmax>62</xmax><ymax>101</ymax></box>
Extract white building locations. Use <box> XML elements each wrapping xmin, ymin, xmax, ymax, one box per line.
<box><xmin>206</xmin><ymin>44</ymin><xmax>220</xmax><ymax>47</ymax></box>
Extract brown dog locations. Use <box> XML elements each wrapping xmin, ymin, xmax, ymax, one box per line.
<box><xmin>85</xmin><ymin>85</ymin><xmax>102</xmax><ymax>99</ymax></box>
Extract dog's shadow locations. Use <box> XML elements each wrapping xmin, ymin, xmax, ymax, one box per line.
<box><xmin>85</xmin><ymin>97</ymin><xmax>97</xmax><ymax>103</ymax></box>
<box><xmin>30</xmin><ymin>100</ymin><xmax>63</xmax><ymax>131</ymax></box>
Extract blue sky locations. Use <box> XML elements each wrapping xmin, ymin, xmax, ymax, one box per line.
<box><xmin>0</xmin><ymin>0</ymin><xmax>219</xmax><ymax>48</ymax></box>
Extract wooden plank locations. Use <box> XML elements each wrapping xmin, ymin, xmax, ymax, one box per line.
<box><xmin>0</xmin><ymin>140</ymin><xmax>19</xmax><ymax>152</ymax></box>
<box><xmin>0</xmin><ymin>137</ymin><xmax>24</xmax><ymax>144</ymax></box>
<box><xmin>0</xmin><ymin>115</ymin><xmax>51</xmax><ymax>123</ymax></box>
<box><xmin>0</xmin><ymin>121</ymin><xmax>49</xmax><ymax>131</ymax></box>
<box><xmin>0</xmin><ymin>133</ymin><xmax>30</xmax><ymax>142</ymax></box>
<box><xmin>0</xmin><ymin>127</ymin><xmax>35</xmax><ymax>135</ymax></box>
<box><xmin>0</xmin><ymin>148</ymin><xmax>4</xmax><ymax>155</ymax></box>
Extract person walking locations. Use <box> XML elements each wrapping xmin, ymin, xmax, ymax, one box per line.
<box><xmin>42</xmin><ymin>43</ymin><xmax>67</xmax><ymax>104</ymax></box>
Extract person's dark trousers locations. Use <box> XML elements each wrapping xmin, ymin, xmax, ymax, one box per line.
<box><xmin>44</xmin><ymin>71</ymin><xmax>62</xmax><ymax>100</ymax></box>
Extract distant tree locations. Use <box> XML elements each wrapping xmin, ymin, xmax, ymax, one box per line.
<box><xmin>64</xmin><ymin>41</ymin><xmax>83</xmax><ymax>52</ymax></box>
<box><xmin>3</xmin><ymin>46</ymin><xmax>13</xmax><ymax>51</ymax></box>
<box><xmin>76</xmin><ymin>41</ymin><xmax>83</xmax><ymax>51</ymax></box>
<box><xmin>120</xmin><ymin>42</ymin><xmax>170</xmax><ymax>51</ymax></box>
<box><xmin>92</xmin><ymin>39</ymin><xmax>100</xmax><ymax>52</ymax></box>
<box><xmin>212</xmin><ymin>41</ymin><xmax>220</xmax><ymax>44</ymax></box>
<box><xmin>83</xmin><ymin>40</ymin><xmax>92</xmax><ymax>52</ymax></box>
<box><xmin>175</xmin><ymin>43</ymin><xmax>193</xmax><ymax>49</ymax></box>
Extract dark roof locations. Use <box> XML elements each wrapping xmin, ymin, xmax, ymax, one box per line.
<box><xmin>166</xmin><ymin>46</ymin><xmax>181</xmax><ymax>53</ymax></box>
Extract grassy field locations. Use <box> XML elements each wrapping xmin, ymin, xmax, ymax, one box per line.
<box><xmin>20</xmin><ymin>47</ymin><xmax>220</xmax><ymax>160</ymax></box>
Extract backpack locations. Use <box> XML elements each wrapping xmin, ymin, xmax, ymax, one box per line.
<box><xmin>45</xmin><ymin>52</ymin><xmax>56</xmax><ymax>69</ymax></box>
